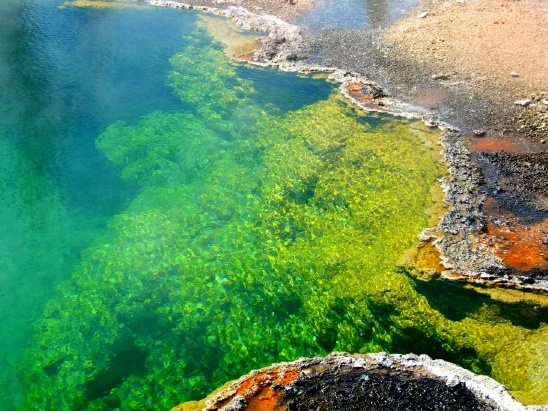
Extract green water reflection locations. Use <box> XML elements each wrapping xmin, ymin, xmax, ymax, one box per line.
<box><xmin>16</xmin><ymin>11</ymin><xmax>548</xmax><ymax>411</ymax></box>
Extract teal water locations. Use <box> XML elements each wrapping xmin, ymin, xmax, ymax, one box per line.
<box><xmin>0</xmin><ymin>2</ymin><xmax>332</xmax><ymax>408</ymax></box>
<box><xmin>3</xmin><ymin>1</ymin><xmax>548</xmax><ymax>410</ymax></box>
<box><xmin>0</xmin><ymin>1</ymin><xmax>186</xmax><ymax>406</ymax></box>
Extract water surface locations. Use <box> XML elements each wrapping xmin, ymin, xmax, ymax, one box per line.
<box><xmin>0</xmin><ymin>1</ymin><xmax>193</xmax><ymax>407</ymax></box>
<box><xmin>0</xmin><ymin>1</ymin><xmax>332</xmax><ymax>408</ymax></box>
<box><xmin>298</xmin><ymin>0</ymin><xmax>422</xmax><ymax>34</ymax></box>
<box><xmin>1</xmin><ymin>1</ymin><xmax>547</xmax><ymax>410</ymax></box>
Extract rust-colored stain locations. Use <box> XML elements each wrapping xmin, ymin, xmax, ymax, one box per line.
<box><xmin>348</xmin><ymin>82</ymin><xmax>362</xmax><ymax>93</ymax></box>
<box><xmin>471</xmin><ymin>136</ymin><xmax>525</xmax><ymax>152</ymax></box>
<box><xmin>345</xmin><ymin>81</ymin><xmax>389</xmax><ymax>111</ymax></box>
<box><xmin>483</xmin><ymin>221</ymin><xmax>548</xmax><ymax>271</ymax></box>
<box><xmin>348</xmin><ymin>82</ymin><xmax>373</xmax><ymax>102</ymax></box>
<box><xmin>414</xmin><ymin>89</ymin><xmax>448</xmax><ymax>106</ymax></box>
<box><xmin>216</xmin><ymin>367</ymin><xmax>299</xmax><ymax>411</ymax></box>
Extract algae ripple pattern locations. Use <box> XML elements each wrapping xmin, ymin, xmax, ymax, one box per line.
<box><xmin>18</xmin><ymin>25</ymin><xmax>548</xmax><ymax>410</ymax></box>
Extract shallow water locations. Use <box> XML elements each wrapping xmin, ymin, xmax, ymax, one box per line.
<box><xmin>298</xmin><ymin>0</ymin><xmax>422</xmax><ymax>34</ymax></box>
<box><xmin>2</xmin><ymin>1</ymin><xmax>547</xmax><ymax>410</ymax></box>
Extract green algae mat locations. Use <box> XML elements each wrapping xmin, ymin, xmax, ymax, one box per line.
<box><xmin>15</xmin><ymin>13</ymin><xmax>548</xmax><ymax>411</ymax></box>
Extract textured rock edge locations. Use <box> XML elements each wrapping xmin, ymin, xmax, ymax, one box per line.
<box><xmin>177</xmin><ymin>352</ymin><xmax>548</xmax><ymax>411</ymax></box>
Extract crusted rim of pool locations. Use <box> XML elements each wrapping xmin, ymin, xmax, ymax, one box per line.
<box><xmin>173</xmin><ymin>352</ymin><xmax>547</xmax><ymax>411</ymax></box>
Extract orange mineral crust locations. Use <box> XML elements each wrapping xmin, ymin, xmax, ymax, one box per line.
<box><xmin>211</xmin><ymin>367</ymin><xmax>299</xmax><ymax>411</ymax></box>
<box><xmin>484</xmin><ymin>221</ymin><xmax>548</xmax><ymax>272</ymax></box>
<box><xmin>471</xmin><ymin>137</ymin><xmax>525</xmax><ymax>153</ymax></box>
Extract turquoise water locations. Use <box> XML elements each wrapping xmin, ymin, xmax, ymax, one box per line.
<box><xmin>0</xmin><ymin>2</ymin><xmax>186</xmax><ymax>406</ymax></box>
<box><xmin>0</xmin><ymin>2</ymin><xmax>331</xmax><ymax>408</ymax></box>
<box><xmin>3</xmin><ymin>1</ymin><xmax>548</xmax><ymax>410</ymax></box>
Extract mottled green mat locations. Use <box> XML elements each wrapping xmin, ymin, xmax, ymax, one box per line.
<box><xmin>15</xmin><ymin>14</ymin><xmax>548</xmax><ymax>411</ymax></box>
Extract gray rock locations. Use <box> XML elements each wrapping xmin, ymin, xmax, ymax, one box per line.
<box><xmin>432</xmin><ymin>73</ymin><xmax>450</xmax><ymax>80</ymax></box>
<box><xmin>514</xmin><ymin>99</ymin><xmax>533</xmax><ymax>107</ymax></box>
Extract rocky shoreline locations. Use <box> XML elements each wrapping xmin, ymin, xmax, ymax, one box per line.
<box><xmin>174</xmin><ymin>353</ymin><xmax>548</xmax><ymax>411</ymax></box>
<box><xmin>147</xmin><ymin>0</ymin><xmax>548</xmax><ymax>291</ymax></box>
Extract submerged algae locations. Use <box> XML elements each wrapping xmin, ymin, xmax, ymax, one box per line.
<box><xmin>17</xmin><ymin>24</ymin><xmax>548</xmax><ymax>410</ymax></box>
